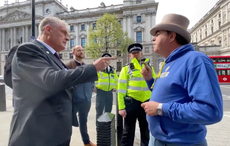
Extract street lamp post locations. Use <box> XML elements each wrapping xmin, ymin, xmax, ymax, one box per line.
<box><xmin>31</xmin><ymin>0</ymin><xmax>35</xmax><ymax>37</ymax></box>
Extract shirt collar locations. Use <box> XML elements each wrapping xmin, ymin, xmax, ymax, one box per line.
<box><xmin>74</xmin><ymin>59</ymin><xmax>84</xmax><ymax>66</ymax></box>
<box><xmin>37</xmin><ymin>39</ymin><xmax>56</xmax><ymax>54</ymax></box>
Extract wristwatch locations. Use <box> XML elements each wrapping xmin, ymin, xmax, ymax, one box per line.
<box><xmin>156</xmin><ymin>103</ymin><xmax>163</xmax><ymax>116</ymax></box>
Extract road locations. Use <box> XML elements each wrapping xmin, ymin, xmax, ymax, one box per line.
<box><xmin>5</xmin><ymin>84</ymin><xmax>230</xmax><ymax>111</ymax></box>
<box><xmin>2</xmin><ymin>84</ymin><xmax>230</xmax><ymax>146</ymax></box>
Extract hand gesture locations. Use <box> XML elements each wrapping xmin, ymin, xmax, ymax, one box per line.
<box><xmin>93</xmin><ymin>87</ymin><xmax>97</xmax><ymax>92</ymax></box>
<box><xmin>141</xmin><ymin>62</ymin><xmax>153</xmax><ymax>81</ymax></box>
<box><xmin>141</xmin><ymin>101</ymin><xmax>159</xmax><ymax>116</ymax></box>
<box><xmin>93</xmin><ymin>57</ymin><xmax>116</xmax><ymax>72</ymax></box>
<box><xmin>119</xmin><ymin>109</ymin><xmax>127</xmax><ymax>118</ymax></box>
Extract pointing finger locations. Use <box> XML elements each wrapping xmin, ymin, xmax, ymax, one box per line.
<box><xmin>102</xmin><ymin>57</ymin><xmax>117</xmax><ymax>60</ymax></box>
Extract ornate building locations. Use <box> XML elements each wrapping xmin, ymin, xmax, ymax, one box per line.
<box><xmin>0</xmin><ymin>0</ymin><xmax>160</xmax><ymax>75</ymax></box>
<box><xmin>189</xmin><ymin>0</ymin><xmax>230</xmax><ymax>55</ymax></box>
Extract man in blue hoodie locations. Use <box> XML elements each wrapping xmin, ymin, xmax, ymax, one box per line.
<box><xmin>141</xmin><ymin>13</ymin><xmax>223</xmax><ymax>146</ymax></box>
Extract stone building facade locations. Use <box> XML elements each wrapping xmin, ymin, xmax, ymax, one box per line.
<box><xmin>189</xmin><ymin>0</ymin><xmax>230</xmax><ymax>56</ymax></box>
<box><xmin>0</xmin><ymin>0</ymin><xmax>160</xmax><ymax>75</ymax></box>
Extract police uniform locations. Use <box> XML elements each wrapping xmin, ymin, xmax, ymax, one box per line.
<box><xmin>117</xmin><ymin>43</ymin><xmax>156</xmax><ymax>146</ymax></box>
<box><xmin>95</xmin><ymin>53</ymin><xmax>118</xmax><ymax>120</ymax></box>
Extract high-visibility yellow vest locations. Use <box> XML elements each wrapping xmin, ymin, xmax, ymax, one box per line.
<box><xmin>117</xmin><ymin>58</ymin><xmax>156</xmax><ymax>110</ymax></box>
<box><xmin>95</xmin><ymin>67</ymin><xmax>118</xmax><ymax>91</ymax></box>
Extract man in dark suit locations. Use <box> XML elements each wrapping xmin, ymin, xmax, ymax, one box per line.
<box><xmin>8</xmin><ymin>17</ymin><xmax>115</xmax><ymax>146</ymax></box>
<box><xmin>65</xmin><ymin>45</ymin><xmax>96</xmax><ymax>146</ymax></box>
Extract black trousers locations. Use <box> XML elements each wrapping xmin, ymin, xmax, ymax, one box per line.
<box><xmin>73</xmin><ymin>101</ymin><xmax>91</xmax><ymax>144</ymax></box>
<box><xmin>96</xmin><ymin>89</ymin><xmax>113</xmax><ymax>120</ymax></box>
<box><xmin>56</xmin><ymin>139</ymin><xmax>70</xmax><ymax>146</ymax></box>
<box><xmin>121</xmin><ymin>98</ymin><xmax>149</xmax><ymax>146</ymax></box>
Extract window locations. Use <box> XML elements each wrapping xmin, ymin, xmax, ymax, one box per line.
<box><xmin>136</xmin><ymin>0</ymin><xmax>142</xmax><ymax>4</ymax></box>
<box><xmin>136</xmin><ymin>31</ymin><xmax>142</xmax><ymax>42</ymax></box>
<box><xmin>117</xmin><ymin>62</ymin><xmax>122</xmax><ymax>72</ymax></box>
<box><xmin>81</xmin><ymin>38</ymin><xmax>86</xmax><ymax>48</ymax></box>
<box><xmin>137</xmin><ymin>16</ymin><xmax>141</xmax><ymax>23</ymax></box>
<box><xmin>117</xmin><ymin>50</ymin><xmax>121</xmax><ymax>57</ymax></box>
<box><xmin>94</xmin><ymin>38</ymin><xmax>97</xmax><ymax>43</ymax></box>
<box><xmin>81</xmin><ymin>24</ymin><xmax>85</xmax><ymax>30</ymax></box>
<box><xmin>118</xmin><ymin>20</ymin><xmax>121</xmax><ymax>25</ymax></box>
<box><xmin>59</xmin><ymin>53</ymin><xmax>63</xmax><ymax>59</ymax></box>
<box><xmin>69</xmin><ymin>53</ymin><xmax>73</xmax><ymax>59</ymax></box>
<box><xmin>5</xmin><ymin>55</ymin><xmax>8</xmax><ymax>61</ymax></box>
<box><xmin>93</xmin><ymin>23</ymin><xmax>96</xmax><ymax>29</ymax></box>
<box><xmin>216</xmin><ymin>70</ymin><xmax>230</xmax><ymax>75</ymax></box>
<box><xmin>70</xmin><ymin>39</ymin><xmax>75</xmax><ymax>48</ymax></box>
<box><xmin>70</xmin><ymin>26</ymin><xmax>74</xmax><ymax>32</ymax></box>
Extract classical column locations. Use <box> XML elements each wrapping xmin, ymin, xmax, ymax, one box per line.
<box><xmin>10</xmin><ymin>28</ymin><xmax>13</xmax><ymax>48</ymax></box>
<box><xmin>35</xmin><ymin>24</ymin><xmax>38</xmax><ymax>38</ymax></box>
<box><xmin>25</xmin><ymin>26</ymin><xmax>28</xmax><ymax>42</ymax></box>
<box><xmin>129</xmin><ymin>15</ymin><xmax>133</xmax><ymax>39</ymax></box>
<box><xmin>122</xmin><ymin>15</ymin><xmax>127</xmax><ymax>33</ymax></box>
<box><xmin>127</xmin><ymin>15</ymin><xmax>132</xmax><ymax>39</ymax></box>
<box><xmin>0</xmin><ymin>29</ymin><xmax>2</xmax><ymax>51</ymax></box>
<box><xmin>13</xmin><ymin>27</ymin><xmax>16</xmax><ymax>46</ymax></box>
<box><xmin>222</xmin><ymin>31</ymin><xmax>224</xmax><ymax>47</ymax></box>
<box><xmin>86</xmin><ymin>22</ymin><xmax>89</xmax><ymax>42</ymax></box>
<box><xmin>2</xmin><ymin>29</ymin><xmax>5</xmax><ymax>51</ymax></box>
<box><xmin>75</xmin><ymin>23</ymin><xmax>79</xmax><ymax>45</ymax></box>
<box><xmin>151</xmin><ymin>12</ymin><xmax>156</xmax><ymax>41</ymax></box>
<box><xmin>22</xmin><ymin>26</ymin><xmax>25</xmax><ymax>43</ymax></box>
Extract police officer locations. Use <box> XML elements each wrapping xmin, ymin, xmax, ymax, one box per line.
<box><xmin>117</xmin><ymin>43</ymin><xmax>156</xmax><ymax>146</ymax></box>
<box><xmin>95</xmin><ymin>53</ymin><xmax>118</xmax><ymax>120</ymax></box>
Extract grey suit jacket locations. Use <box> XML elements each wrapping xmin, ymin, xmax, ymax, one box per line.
<box><xmin>8</xmin><ymin>40</ymin><xmax>98</xmax><ymax>146</ymax></box>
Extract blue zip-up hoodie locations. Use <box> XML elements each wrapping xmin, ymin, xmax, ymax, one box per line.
<box><xmin>146</xmin><ymin>44</ymin><xmax>223</xmax><ymax>144</ymax></box>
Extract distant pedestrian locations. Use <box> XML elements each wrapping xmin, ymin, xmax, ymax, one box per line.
<box><xmin>65</xmin><ymin>45</ymin><xmax>96</xmax><ymax>146</ymax></box>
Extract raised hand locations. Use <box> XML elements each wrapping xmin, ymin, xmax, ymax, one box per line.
<box><xmin>141</xmin><ymin>62</ymin><xmax>153</xmax><ymax>81</ymax></box>
<box><xmin>93</xmin><ymin>57</ymin><xmax>116</xmax><ymax>72</ymax></box>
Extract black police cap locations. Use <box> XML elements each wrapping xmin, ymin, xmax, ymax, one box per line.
<box><xmin>102</xmin><ymin>53</ymin><xmax>112</xmax><ymax>57</ymax></box>
<box><xmin>127</xmin><ymin>43</ymin><xmax>143</xmax><ymax>53</ymax></box>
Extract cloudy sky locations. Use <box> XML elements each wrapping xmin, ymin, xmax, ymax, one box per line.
<box><xmin>0</xmin><ymin>0</ymin><xmax>219</xmax><ymax>28</ymax></box>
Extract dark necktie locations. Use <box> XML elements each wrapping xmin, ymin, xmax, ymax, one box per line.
<box><xmin>54</xmin><ymin>52</ymin><xmax>68</xmax><ymax>69</ymax></box>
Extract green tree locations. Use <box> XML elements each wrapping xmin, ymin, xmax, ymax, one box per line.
<box><xmin>85</xmin><ymin>13</ymin><xmax>133</xmax><ymax>58</ymax></box>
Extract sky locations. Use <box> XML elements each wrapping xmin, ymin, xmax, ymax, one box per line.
<box><xmin>0</xmin><ymin>0</ymin><xmax>219</xmax><ymax>29</ymax></box>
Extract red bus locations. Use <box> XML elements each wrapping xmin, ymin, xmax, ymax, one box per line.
<box><xmin>209</xmin><ymin>56</ymin><xmax>230</xmax><ymax>83</ymax></box>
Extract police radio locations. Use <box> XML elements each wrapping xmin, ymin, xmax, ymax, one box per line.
<box><xmin>129</xmin><ymin>63</ymin><xmax>135</xmax><ymax>70</ymax></box>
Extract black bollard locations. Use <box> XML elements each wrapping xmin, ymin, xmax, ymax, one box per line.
<box><xmin>97</xmin><ymin>112</ymin><xmax>116</xmax><ymax>146</ymax></box>
<box><xmin>0</xmin><ymin>83</ymin><xmax>6</xmax><ymax>111</ymax></box>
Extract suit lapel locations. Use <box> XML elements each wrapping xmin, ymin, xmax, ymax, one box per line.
<box><xmin>33</xmin><ymin>40</ymin><xmax>65</xmax><ymax>70</ymax></box>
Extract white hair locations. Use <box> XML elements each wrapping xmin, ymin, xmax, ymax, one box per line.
<box><xmin>38</xmin><ymin>17</ymin><xmax>69</xmax><ymax>35</ymax></box>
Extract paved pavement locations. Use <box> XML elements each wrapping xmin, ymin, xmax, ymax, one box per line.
<box><xmin>0</xmin><ymin>87</ymin><xmax>230</xmax><ymax>146</ymax></box>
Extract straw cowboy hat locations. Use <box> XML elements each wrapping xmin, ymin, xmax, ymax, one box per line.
<box><xmin>150</xmin><ymin>13</ymin><xmax>191</xmax><ymax>43</ymax></box>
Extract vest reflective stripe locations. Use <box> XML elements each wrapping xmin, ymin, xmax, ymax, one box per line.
<box><xmin>118</xmin><ymin>79</ymin><xmax>127</xmax><ymax>83</ymax></box>
<box><xmin>127</xmin><ymin>86</ymin><xmax>149</xmax><ymax>91</ymax></box>
<box><xmin>143</xmin><ymin>87</ymin><xmax>149</xmax><ymax>91</ymax></box>
<box><xmin>97</xmin><ymin>82</ymin><xmax>116</xmax><ymax>85</ymax></box>
<box><xmin>118</xmin><ymin>89</ymin><xmax>127</xmax><ymax>94</ymax></box>
<box><xmin>129</xmin><ymin>77</ymin><xmax>144</xmax><ymax>81</ymax></box>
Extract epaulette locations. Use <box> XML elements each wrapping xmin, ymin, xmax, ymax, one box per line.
<box><xmin>124</xmin><ymin>63</ymin><xmax>130</xmax><ymax>67</ymax></box>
